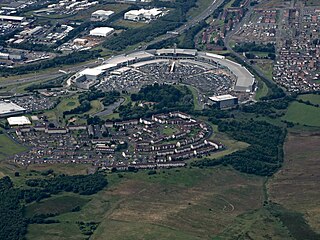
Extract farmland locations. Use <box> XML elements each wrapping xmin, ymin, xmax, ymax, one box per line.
<box><xmin>282</xmin><ymin>101</ymin><xmax>320</xmax><ymax>127</ymax></box>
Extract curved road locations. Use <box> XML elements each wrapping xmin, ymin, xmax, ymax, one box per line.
<box><xmin>223</xmin><ymin>5</ymin><xmax>274</xmax><ymax>83</ymax></box>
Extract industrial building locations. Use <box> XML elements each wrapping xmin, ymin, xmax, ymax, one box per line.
<box><xmin>91</xmin><ymin>10</ymin><xmax>114</xmax><ymax>21</ymax></box>
<box><xmin>0</xmin><ymin>101</ymin><xmax>26</xmax><ymax>117</ymax></box>
<box><xmin>208</xmin><ymin>94</ymin><xmax>238</xmax><ymax>109</ymax></box>
<box><xmin>89</xmin><ymin>27</ymin><xmax>114</xmax><ymax>37</ymax></box>
<box><xmin>0</xmin><ymin>15</ymin><xmax>25</xmax><ymax>22</ymax></box>
<box><xmin>73</xmin><ymin>68</ymin><xmax>105</xmax><ymax>89</ymax></box>
<box><xmin>7</xmin><ymin>116</ymin><xmax>31</xmax><ymax>126</ymax></box>
<box><xmin>124</xmin><ymin>8</ymin><xmax>164</xmax><ymax>21</ymax></box>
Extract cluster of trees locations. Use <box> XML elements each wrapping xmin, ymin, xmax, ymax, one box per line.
<box><xmin>102</xmin><ymin>91</ymin><xmax>120</xmax><ymax>106</ymax></box>
<box><xmin>212</xmin><ymin>0</ymin><xmax>231</xmax><ymax>18</ymax></box>
<box><xmin>234</xmin><ymin>42</ymin><xmax>275</xmax><ymax>53</ymax></box>
<box><xmin>193</xmin><ymin>120</ymin><xmax>286</xmax><ymax>176</ymax></box>
<box><xmin>0</xmin><ymin>50</ymin><xmax>101</xmax><ymax>77</ymax></box>
<box><xmin>25</xmin><ymin>173</ymin><xmax>108</xmax><ymax>196</ymax></box>
<box><xmin>178</xmin><ymin>21</ymin><xmax>208</xmax><ymax>49</ymax></box>
<box><xmin>231</xmin><ymin>0</ymin><xmax>244</xmax><ymax>7</ymax></box>
<box><xmin>0</xmin><ymin>173</ymin><xmax>108</xmax><ymax>240</ymax></box>
<box><xmin>64</xmin><ymin>90</ymin><xmax>120</xmax><ymax>116</ymax></box>
<box><xmin>242</xmin><ymin>96</ymin><xmax>294</xmax><ymax>115</ymax></box>
<box><xmin>118</xmin><ymin>84</ymin><xmax>193</xmax><ymax>119</ymax></box>
<box><xmin>0</xmin><ymin>177</ymin><xmax>27</xmax><ymax>240</ymax></box>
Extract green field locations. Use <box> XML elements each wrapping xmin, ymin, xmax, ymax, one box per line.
<box><xmin>25</xmin><ymin>194</ymin><xmax>89</xmax><ymax>218</ymax></box>
<box><xmin>0</xmin><ymin>133</ymin><xmax>27</xmax><ymax>161</ymax></box>
<box><xmin>282</xmin><ymin>101</ymin><xmax>320</xmax><ymax>127</ymax></box>
<box><xmin>298</xmin><ymin>94</ymin><xmax>320</xmax><ymax>105</ymax></box>
<box><xmin>254</xmin><ymin>60</ymin><xmax>274</xmax><ymax>80</ymax></box>
<box><xmin>255</xmin><ymin>79</ymin><xmax>269</xmax><ymax>100</ymax></box>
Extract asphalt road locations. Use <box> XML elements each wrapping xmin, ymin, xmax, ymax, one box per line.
<box><xmin>0</xmin><ymin>0</ymin><xmax>225</xmax><ymax>89</ymax></box>
<box><xmin>223</xmin><ymin>5</ymin><xmax>273</xmax><ymax>83</ymax></box>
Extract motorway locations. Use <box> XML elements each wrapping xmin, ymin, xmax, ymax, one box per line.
<box><xmin>0</xmin><ymin>0</ymin><xmax>225</xmax><ymax>89</ymax></box>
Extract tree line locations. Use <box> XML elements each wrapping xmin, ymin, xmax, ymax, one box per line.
<box><xmin>192</xmin><ymin>119</ymin><xmax>286</xmax><ymax>176</ymax></box>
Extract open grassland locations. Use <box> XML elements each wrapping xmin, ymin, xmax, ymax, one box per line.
<box><xmin>255</xmin><ymin>79</ymin><xmax>269</xmax><ymax>100</ymax></box>
<box><xmin>26</xmin><ymin>167</ymin><xmax>264</xmax><ymax>239</ymax></box>
<box><xmin>216</xmin><ymin>208</ymin><xmax>292</xmax><ymax>239</ymax></box>
<box><xmin>268</xmin><ymin>131</ymin><xmax>320</xmax><ymax>233</ymax></box>
<box><xmin>27</xmin><ymin>223</ymin><xmax>85</xmax><ymax>240</ymax></box>
<box><xmin>282</xmin><ymin>101</ymin><xmax>320</xmax><ymax>127</ymax></box>
<box><xmin>254</xmin><ymin>59</ymin><xmax>273</xmax><ymax>80</ymax></box>
<box><xmin>258</xmin><ymin>0</ymin><xmax>291</xmax><ymax>8</ymax></box>
<box><xmin>298</xmin><ymin>94</ymin><xmax>320</xmax><ymax>105</ymax></box>
<box><xmin>45</xmin><ymin>95</ymin><xmax>80</xmax><ymax>122</ymax></box>
<box><xmin>26</xmin><ymin>163</ymin><xmax>93</xmax><ymax>175</ymax></box>
<box><xmin>25</xmin><ymin>194</ymin><xmax>89</xmax><ymax>218</ymax></box>
<box><xmin>0</xmin><ymin>133</ymin><xmax>27</xmax><ymax>161</ymax></box>
<box><xmin>114</xmin><ymin>19</ymin><xmax>147</xmax><ymax>29</ymax></box>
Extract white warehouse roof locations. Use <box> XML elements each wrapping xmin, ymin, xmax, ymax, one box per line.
<box><xmin>7</xmin><ymin>116</ymin><xmax>31</xmax><ymax>126</ymax></box>
<box><xmin>0</xmin><ymin>101</ymin><xmax>26</xmax><ymax>117</ymax></box>
<box><xmin>92</xmin><ymin>10</ymin><xmax>114</xmax><ymax>16</ymax></box>
<box><xmin>0</xmin><ymin>15</ymin><xmax>25</xmax><ymax>21</ymax></box>
<box><xmin>209</xmin><ymin>94</ymin><xmax>238</xmax><ymax>102</ymax></box>
<box><xmin>80</xmin><ymin>68</ymin><xmax>104</xmax><ymax>76</ymax></box>
<box><xmin>89</xmin><ymin>27</ymin><xmax>114</xmax><ymax>37</ymax></box>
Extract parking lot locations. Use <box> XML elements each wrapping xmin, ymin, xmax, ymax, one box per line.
<box><xmin>98</xmin><ymin>61</ymin><xmax>235</xmax><ymax>96</ymax></box>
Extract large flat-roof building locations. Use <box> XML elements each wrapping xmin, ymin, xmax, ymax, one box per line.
<box><xmin>7</xmin><ymin>116</ymin><xmax>31</xmax><ymax>126</ymax></box>
<box><xmin>89</xmin><ymin>27</ymin><xmax>114</xmax><ymax>37</ymax></box>
<box><xmin>0</xmin><ymin>101</ymin><xmax>26</xmax><ymax>117</ymax></box>
<box><xmin>124</xmin><ymin>8</ymin><xmax>164</xmax><ymax>21</ymax></box>
<box><xmin>91</xmin><ymin>10</ymin><xmax>114</xmax><ymax>21</ymax></box>
<box><xmin>208</xmin><ymin>94</ymin><xmax>238</xmax><ymax>109</ymax></box>
<box><xmin>0</xmin><ymin>15</ymin><xmax>25</xmax><ymax>22</ymax></box>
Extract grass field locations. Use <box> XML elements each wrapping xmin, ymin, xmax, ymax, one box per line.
<box><xmin>25</xmin><ymin>167</ymin><xmax>264</xmax><ymax>239</ymax></box>
<box><xmin>0</xmin><ymin>133</ymin><xmax>27</xmax><ymax>161</ymax></box>
<box><xmin>216</xmin><ymin>208</ymin><xmax>292</xmax><ymax>239</ymax></box>
<box><xmin>282</xmin><ymin>101</ymin><xmax>320</xmax><ymax>127</ymax></box>
<box><xmin>25</xmin><ymin>194</ymin><xmax>89</xmax><ymax>218</ymax></box>
<box><xmin>255</xmin><ymin>79</ymin><xmax>269</xmax><ymax>100</ymax></box>
<box><xmin>113</xmin><ymin>19</ymin><xmax>147</xmax><ymax>29</ymax></box>
<box><xmin>254</xmin><ymin>59</ymin><xmax>273</xmax><ymax>80</ymax></box>
<box><xmin>45</xmin><ymin>95</ymin><xmax>80</xmax><ymax>122</ymax></box>
<box><xmin>298</xmin><ymin>94</ymin><xmax>320</xmax><ymax>105</ymax></box>
<box><xmin>268</xmin><ymin>131</ymin><xmax>320</xmax><ymax>233</ymax></box>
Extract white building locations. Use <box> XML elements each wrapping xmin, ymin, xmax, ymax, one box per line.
<box><xmin>124</xmin><ymin>8</ymin><xmax>164</xmax><ymax>21</ymax></box>
<box><xmin>0</xmin><ymin>15</ymin><xmax>25</xmax><ymax>22</ymax></box>
<box><xmin>91</xmin><ymin>10</ymin><xmax>114</xmax><ymax>21</ymax></box>
<box><xmin>89</xmin><ymin>27</ymin><xmax>114</xmax><ymax>37</ymax></box>
<box><xmin>7</xmin><ymin>116</ymin><xmax>31</xmax><ymax>126</ymax></box>
<box><xmin>208</xmin><ymin>94</ymin><xmax>238</xmax><ymax>109</ymax></box>
<box><xmin>0</xmin><ymin>101</ymin><xmax>26</xmax><ymax>117</ymax></box>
